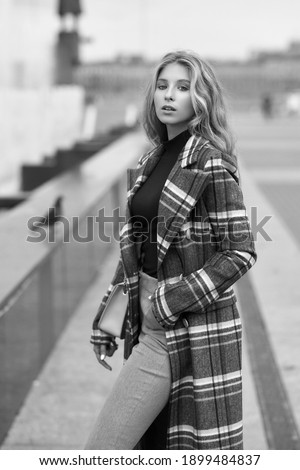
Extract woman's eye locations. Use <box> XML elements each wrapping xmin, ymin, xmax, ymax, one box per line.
<box><xmin>179</xmin><ymin>86</ymin><xmax>189</xmax><ymax>91</ymax></box>
<box><xmin>157</xmin><ymin>85</ymin><xmax>166</xmax><ymax>90</ymax></box>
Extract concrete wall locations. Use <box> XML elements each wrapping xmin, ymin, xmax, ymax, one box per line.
<box><xmin>0</xmin><ymin>87</ymin><xmax>84</xmax><ymax>185</ymax></box>
<box><xmin>0</xmin><ymin>130</ymin><xmax>147</xmax><ymax>444</ymax></box>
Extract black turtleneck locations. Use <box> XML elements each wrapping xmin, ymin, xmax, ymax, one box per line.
<box><xmin>131</xmin><ymin>129</ymin><xmax>191</xmax><ymax>278</ymax></box>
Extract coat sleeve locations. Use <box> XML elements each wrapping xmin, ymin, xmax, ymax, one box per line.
<box><xmin>151</xmin><ymin>152</ymin><xmax>257</xmax><ymax>328</ymax></box>
<box><xmin>90</xmin><ymin>256</ymin><xmax>124</xmax><ymax>346</ymax></box>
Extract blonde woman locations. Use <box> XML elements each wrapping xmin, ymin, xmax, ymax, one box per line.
<box><xmin>86</xmin><ymin>50</ymin><xmax>257</xmax><ymax>450</ymax></box>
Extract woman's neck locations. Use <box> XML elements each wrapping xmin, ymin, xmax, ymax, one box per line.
<box><xmin>166</xmin><ymin>124</ymin><xmax>188</xmax><ymax>141</ymax></box>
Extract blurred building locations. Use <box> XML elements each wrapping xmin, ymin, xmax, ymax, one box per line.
<box><xmin>251</xmin><ymin>41</ymin><xmax>300</xmax><ymax>64</ymax></box>
<box><xmin>211</xmin><ymin>40</ymin><xmax>300</xmax><ymax>112</ymax></box>
<box><xmin>0</xmin><ymin>0</ymin><xmax>84</xmax><ymax>190</ymax></box>
<box><xmin>0</xmin><ymin>0</ymin><xmax>58</xmax><ymax>89</ymax></box>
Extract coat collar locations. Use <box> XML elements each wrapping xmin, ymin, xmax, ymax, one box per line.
<box><xmin>127</xmin><ymin>135</ymin><xmax>210</xmax><ymax>198</ymax></box>
<box><xmin>121</xmin><ymin>135</ymin><xmax>212</xmax><ymax>276</ymax></box>
<box><xmin>138</xmin><ymin>134</ymin><xmax>210</xmax><ymax>169</ymax></box>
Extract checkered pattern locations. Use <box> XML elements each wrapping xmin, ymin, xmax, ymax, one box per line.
<box><xmin>91</xmin><ymin>135</ymin><xmax>256</xmax><ymax>449</ymax></box>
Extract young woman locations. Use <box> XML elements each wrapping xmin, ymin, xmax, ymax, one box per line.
<box><xmin>86</xmin><ymin>50</ymin><xmax>257</xmax><ymax>450</ymax></box>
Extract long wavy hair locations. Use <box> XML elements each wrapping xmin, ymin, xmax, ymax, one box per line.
<box><xmin>142</xmin><ymin>50</ymin><xmax>235</xmax><ymax>155</ymax></box>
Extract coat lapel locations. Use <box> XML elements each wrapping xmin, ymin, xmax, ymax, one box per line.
<box><xmin>121</xmin><ymin>145</ymin><xmax>163</xmax><ymax>278</ymax></box>
<box><xmin>156</xmin><ymin>162</ymin><xmax>211</xmax><ymax>271</ymax></box>
<box><xmin>127</xmin><ymin>144</ymin><xmax>164</xmax><ymax>205</ymax></box>
<box><xmin>156</xmin><ymin>136</ymin><xmax>212</xmax><ymax>271</ymax></box>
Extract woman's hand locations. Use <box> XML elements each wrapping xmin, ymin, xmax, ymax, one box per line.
<box><xmin>93</xmin><ymin>339</ymin><xmax>118</xmax><ymax>371</ymax></box>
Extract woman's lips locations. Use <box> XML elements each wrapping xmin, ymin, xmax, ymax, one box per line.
<box><xmin>162</xmin><ymin>105</ymin><xmax>176</xmax><ymax>111</ymax></box>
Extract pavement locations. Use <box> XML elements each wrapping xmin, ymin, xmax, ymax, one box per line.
<box><xmin>2</xmin><ymin>111</ymin><xmax>300</xmax><ymax>450</ymax></box>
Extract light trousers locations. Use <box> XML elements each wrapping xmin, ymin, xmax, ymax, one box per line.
<box><xmin>85</xmin><ymin>270</ymin><xmax>172</xmax><ymax>450</ymax></box>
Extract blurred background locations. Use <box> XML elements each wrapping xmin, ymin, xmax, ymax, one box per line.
<box><xmin>1</xmin><ymin>0</ymin><xmax>300</xmax><ymax>195</ymax></box>
<box><xmin>0</xmin><ymin>0</ymin><xmax>300</xmax><ymax>451</ymax></box>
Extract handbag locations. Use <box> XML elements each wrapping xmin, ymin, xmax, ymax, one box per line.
<box><xmin>97</xmin><ymin>282</ymin><xmax>128</xmax><ymax>338</ymax></box>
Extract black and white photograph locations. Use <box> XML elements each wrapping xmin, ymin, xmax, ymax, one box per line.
<box><xmin>0</xmin><ymin>0</ymin><xmax>300</xmax><ymax>463</ymax></box>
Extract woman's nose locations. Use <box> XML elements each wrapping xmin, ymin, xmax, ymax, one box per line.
<box><xmin>165</xmin><ymin>87</ymin><xmax>174</xmax><ymax>101</ymax></box>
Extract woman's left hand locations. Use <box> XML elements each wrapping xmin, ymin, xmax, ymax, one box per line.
<box><xmin>93</xmin><ymin>339</ymin><xmax>118</xmax><ymax>371</ymax></box>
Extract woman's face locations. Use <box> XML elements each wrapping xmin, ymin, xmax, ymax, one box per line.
<box><xmin>154</xmin><ymin>62</ymin><xmax>195</xmax><ymax>139</ymax></box>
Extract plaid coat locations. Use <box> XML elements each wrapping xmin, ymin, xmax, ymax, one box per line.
<box><xmin>91</xmin><ymin>135</ymin><xmax>257</xmax><ymax>450</ymax></box>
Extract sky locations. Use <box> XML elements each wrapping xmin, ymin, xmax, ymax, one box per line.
<box><xmin>79</xmin><ymin>0</ymin><xmax>300</xmax><ymax>61</ymax></box>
